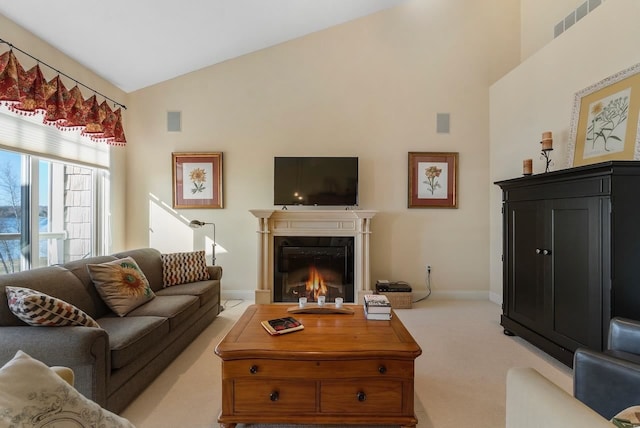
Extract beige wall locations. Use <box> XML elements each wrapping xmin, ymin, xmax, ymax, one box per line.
<box><xmin>520</xmin><ymin>0</ymin><xmax>597</xmax><ymax>60</ymax></box>
<box><xmin>0</xmin><ymin>14</ymin><xmax>129</xmax><ymax>251</ymax></box>
<box><xmin>489</xmin><ymin>0</ymin><xmax>640</xmax><ymax>302</ymax></box>
<box><xmin>125</xmin><ymin>0</ymin><xmax>520</xmax><ymax>299</ymax></box>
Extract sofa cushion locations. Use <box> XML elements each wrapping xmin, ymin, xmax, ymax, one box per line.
<box><xmin>113</xmin><ymin>248</ymin><xmax>164</xmax><ymax>292</ymax></box>
<box><xmin>5</xmin><ymin>286</ymin><xmax>100</xmax><ymax>328</ymax></box>
<box><xmin>155</xmin><ymin>279</ymin><xmax>220</xmax><ymax>307</ymax></box>
<box><xmin>126</xmin><ymin>295</ymin><xmax>199</xmax><ymax>330</ymax></box>
<box><xmin>0</xmin><ymin>350</ymin><xmax>134</xmax><ymax>427</ymax></box>
<box><xmin>87</xmin><ymin>256</ymin><xmax>155</xmax><ymax>317</ymax></box>
<box><xmin>97</xmin><ymin>315</ymin><xmax>169</xmax><ymax>369</ymax></box>
<box><xmin>161</xmin><ymin>250</ymin><xmax>210</xmax><ymax>287</ymax></box>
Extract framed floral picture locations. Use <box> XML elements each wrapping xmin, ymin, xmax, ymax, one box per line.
<box><xmin>567</xmin><ymin>62</ymin><xmax>640</xmax><ymax>167</ymax></box>
<box><xmin>172</xmin><ymin>152</ymin><xmax>223</xmax><ymax>209</ymax></box>
<box><xmin>408</xmin><ymin>152</ymin><xmax>458</xmax><ymax>208</ymax></box>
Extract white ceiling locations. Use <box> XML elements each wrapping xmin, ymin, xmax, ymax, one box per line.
<box><xmin>0</xmin><ymin>0</ymin><xmax>408</xmax><ymax>93</ymax></box>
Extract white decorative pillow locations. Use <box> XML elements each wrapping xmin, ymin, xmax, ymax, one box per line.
<box><xmin>0</xmin><ymin>350</ymin><xmax>135</xmax><ymax>428</ymax></box>
<box><xmin>161</xmin><ymin>250</ymin><xmax>210</xmax><ymax>287</ymax></box>
<box><xmin>612</xmin><ymin>405</ymin><xmax>640</xmax><ymax>426</ymax></box>
<box><xmin>5</xmin><ymin>286</ymin><xmax>99</xmax><ymax>327</ymax></box>
<box><xmin>87</xmin><ymin>256</ymin><xmax>155</xmax><ymax>317</ymax></box>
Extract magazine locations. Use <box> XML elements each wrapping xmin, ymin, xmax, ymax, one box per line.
<box><xmin>261</xmin><ymin>316</ymin><xmax>305</xmax><ymax>335</ymax></box>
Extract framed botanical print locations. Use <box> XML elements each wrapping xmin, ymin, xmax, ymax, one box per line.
<box><xmin>408</xmin><ymin>152</ymin><xmax>458</xmax><ymax>208</ymax></box>
<box><xmin>172</xmin><ymin>152</ymin><xmax>223</xmax><ymax>209</ymax></box>
<box><xmin>567</xmin><ymin>62</ymin><xmax>640</xmax><ymax>167</ymax></box>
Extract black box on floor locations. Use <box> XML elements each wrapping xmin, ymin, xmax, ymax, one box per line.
<box><xmin>375</xmin><ymin>281</ymin><xmax>412</xmax><ymax>293</ymax></box>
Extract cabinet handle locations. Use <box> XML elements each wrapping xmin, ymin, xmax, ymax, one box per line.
<box><xmin>249</xmin><ymin>365</ymin><xmax>258</xmax><ymax>374</ymax></box>
<box><xmin>378</xmin><ymin>365</ymin><xmax>387</xmax><ymax>374</ymax></box>
<box><xmin>536</xmin><ymin>248</ymin><xmax>542</xmax><ymax>254</ymax></box>
<box><xmin>270</xmin><ymin>391</ymin><xmax>279</xmax><ymax>402</ymax></box>
<box><xmin>356</xmin><ymin>391</ymin><xmax>367</xmax><ymax>402</ymax></box>
<box><xmin>543</xmin><ymin>249</ymin><xmax>551</xmax><ymax>255</ymax></box>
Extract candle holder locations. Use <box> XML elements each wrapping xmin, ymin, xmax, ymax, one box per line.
<box><xmin>540</xmin><ymin>144</ymin><xmax>554</xmax><ymax>173</ymax></box>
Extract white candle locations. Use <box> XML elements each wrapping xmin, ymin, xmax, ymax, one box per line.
<box><xmin>335</xmin><ymin>297</ymin><xmax>343</xmax><ymax>308</ymax></box>
<box><xmin>317</xmin><ymin>295</ymin><xmax>326</xmax><ymax>306</ymax></box>
<box><xmin>299</xmin><ymin>297</ymin><xmax>307</xmax><ymax>308</ymax></box>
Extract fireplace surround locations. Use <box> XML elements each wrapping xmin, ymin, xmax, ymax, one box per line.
<box><xmin>250</xmin><ymin>209</ymin><xmax>377</xmax><ymax>304</ymax></box>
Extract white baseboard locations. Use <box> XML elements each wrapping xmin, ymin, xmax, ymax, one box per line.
<box><xmin>489</xmin><ymin>291</ymin><xmax>502</xmax><ymax>305</ymax></box>
<box><xmin>428</xmin><ymin>290</ymin><xmax>490</xmax><ymax>300</ymax></box>
<box><xmin>221</xmin><ymin>290</ymin><xmax>255</xmax><ymax>302</ymax></box>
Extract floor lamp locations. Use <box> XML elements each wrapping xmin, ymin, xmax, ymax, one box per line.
<box><xmin>189</xmin><ymin>220</ymin><xmax>216</xmax><ymax>265</ymax></box>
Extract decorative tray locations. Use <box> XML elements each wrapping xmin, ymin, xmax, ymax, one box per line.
<box><xmin>287</xmin><ymin>304</ymin><xmax>354</xmax><ymax>315</ymax></box>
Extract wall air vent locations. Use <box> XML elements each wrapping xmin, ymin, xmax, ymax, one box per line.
<box><xmin>554</xmin><ymin>0</ymin><xmax>605</xmax><ymax>39</ymax></box>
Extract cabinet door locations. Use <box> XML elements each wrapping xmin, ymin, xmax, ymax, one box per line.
<box><xmin>504</xmin><ymin>200</ymin><xmax>544</xmax><ymax>332</ymax></box>
<box><xmin>543</xmin><ymin>197</ymin><xmax>604</xmax><ymax>351</ymax></box>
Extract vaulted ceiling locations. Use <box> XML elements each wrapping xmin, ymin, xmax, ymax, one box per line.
<box><xmin>0</xmin><ymin>0</ymin><xmax>408</xmax><ymax>93</ymax></box>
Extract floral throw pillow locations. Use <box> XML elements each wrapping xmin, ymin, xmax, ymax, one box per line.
<box><xmin>0</xmin><ymin>350</ymin><xmax>135</xmax><ymax>428</ymax></box>
<box><xmin>5</xmin><ymin>286</ymin><xmax>100</xmax><ymax>328</ymax></box>
<box><xmin>87</xmin><ymin>256</ymin><xmax>155</xmax><ymax>317</ymax></box>
<box><xmin>161</xmin><ymin>250</ymin><xmax>210</xmax><ymax>287</ymax></box>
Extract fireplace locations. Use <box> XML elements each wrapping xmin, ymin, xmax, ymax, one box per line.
<box><xmin>250</xmin><ymin>209</ymin><xmax>377</xmax><ymax>304</ymax></box>
<box><xmin>274</xmin><ymin>236</ymin><xmax>354</xmax><ymax>303</ymax></box>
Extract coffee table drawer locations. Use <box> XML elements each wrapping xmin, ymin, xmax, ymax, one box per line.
<box><xmin>233</xmin><ymin>379</ymin><xmax>316</xmax><ymax>413</ymax></box>
<box><xmin>223</xmin><ymin>359</ymin><xmax>413</xmax><ymax>379</ymax></box>
<box><xmin>320</xmin><ymin>380</ymin><xmax>403</xmax><ymax>413</ymax></box>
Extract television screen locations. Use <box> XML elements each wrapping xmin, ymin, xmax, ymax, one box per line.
<box><xmin>274</xmin><ymin>157</ymin><xmax>358</xmax><ymax>206</ymax></box>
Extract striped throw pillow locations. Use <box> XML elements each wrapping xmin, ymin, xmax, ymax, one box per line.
<box><xmin>5</xmin><ymin>286</ymin><xmax>99</xmax><ymax>328</ymax></box>
<box><xmin>161</xmin><ymin>250</ymin><xmax>210</xmax><ymax>287</ymax></box>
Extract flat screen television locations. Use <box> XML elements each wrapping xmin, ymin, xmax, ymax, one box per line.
<box><xmin>274</xmin><ymin>157</ymin><xmax>358</xmax><ymax>206</ymax></box>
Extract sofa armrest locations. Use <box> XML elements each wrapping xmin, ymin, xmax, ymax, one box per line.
<box><xmin>609</xmin><ymin>317</ymin><xmax>640</xmax><ymax>354</ymax></box>
<box><xmin>0</xmin><ymin>326</ymin><xmax>109</xmax><ymax>406</ymax></box>
<box><xmin>574</xmin><ymin>347</ymin><xmax>640</xmax><ymax>419</ymax></box>
<box><xmin>208</xmin><ymin>265</ymin><xmax>223</xmax><ymax>280</ymax></box>
<box><xmin>506</xmin><ymin>367</ymin><xmax>610</xmax><ymax>428</ymax></box>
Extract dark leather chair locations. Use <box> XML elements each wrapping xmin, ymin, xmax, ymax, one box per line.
<box><xmin>574</xmin><ymin>317</ymin><xmax>640</xmax><ymax>419</ymax></box>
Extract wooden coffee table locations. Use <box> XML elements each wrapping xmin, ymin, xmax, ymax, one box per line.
<box><xmin>215</xmin><ymin>304</ymin><xmax>422</xmax><ymax>428</ymax></box>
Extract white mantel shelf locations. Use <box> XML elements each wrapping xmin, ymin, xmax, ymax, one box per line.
<box><xmin>250</xmin><ymin>209</ymin><xmax>377</xmax><ymax>304</ymax></box>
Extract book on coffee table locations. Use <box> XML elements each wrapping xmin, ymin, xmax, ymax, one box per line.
<box><xmin>363</xmin><ymin>294</ymin><xmax>392</xmax><ymax>313</ymax></box>
<box><xmin>261</xmin><ymin>316</ymin><xmax>305</xmax><ymax>335</ymax></box>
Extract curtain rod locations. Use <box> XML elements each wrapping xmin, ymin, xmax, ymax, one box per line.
<box><xmin>0</xmin><ymin>38</ymin><xmax>127</xmax><ymax>110</ymax></box>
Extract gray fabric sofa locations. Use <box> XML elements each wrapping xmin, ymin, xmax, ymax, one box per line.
<box><xmin>0</xmin><ymin>248</ymin><xmax>222</xmax><ymax>413</ymax></box>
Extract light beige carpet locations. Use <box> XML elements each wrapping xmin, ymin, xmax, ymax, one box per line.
<box><xmin>120</xmin><ymin>299</ymin><xmax>572</xmax><ymax>428</ymax></box>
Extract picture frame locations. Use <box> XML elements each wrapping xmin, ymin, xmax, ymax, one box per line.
<box><xmin>408</xmin><ymin>152</ymin><xmax>458</xmax><ymax>208</ymax></box>
<box><xmin>567</xmin><ymin>62</ymin><xmax>640</xmax><ymax>167</ymax></box>
<box><xmin>172</xmin><ymin>152</ymin><xmax>223</xmax><ymax>209</ymax></box>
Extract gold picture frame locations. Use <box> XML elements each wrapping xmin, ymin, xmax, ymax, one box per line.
<box><xmin>408</xmin><ymin>152</ymin><xmax>458</xmax><ymax>208</ymax></box>
<box><xmin>567</xmin><ymin>63</ymin><xmax>640</xmax><ymax>167</ymax></box>
<box><xmin>172</xmin><ymin>152</ymin><xmax>223</xmax><ymax>209</ymax></box>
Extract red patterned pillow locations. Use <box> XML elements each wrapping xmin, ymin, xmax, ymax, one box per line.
<box><xmin>5</xmin><ymin>286</ymin><xmax>99</xmax><ymax>327</ymax></box>
<box><xmin>161</xmin><ymin>250</ymin><xmax>210</xmax><ymax>287</ymax></box>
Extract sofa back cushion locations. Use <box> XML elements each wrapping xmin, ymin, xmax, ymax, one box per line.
<box><xmin>0</xmin><ymin>266</ymin><xmax>93</xmax><ymax>326</ymax></box>
<box><xmin>63</xmin><ymin>256</ymin><xmax>118</xmax><ymax>319</ymax></box>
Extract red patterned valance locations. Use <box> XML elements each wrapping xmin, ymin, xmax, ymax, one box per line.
<box><xmin>0</xmin><ymin>49</ymin><xmax>126</xmax><ymax>146</ymax></box>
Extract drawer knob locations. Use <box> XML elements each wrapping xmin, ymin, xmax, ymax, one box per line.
<box><xmin>249</xmin><ymin>365</ymin><xmax>258</xmax><ymax>374</ymax></box>
<box><xmin>356</xmin><ymin>391</ymin><xmax>367</xmax><ymax>402</ymax></box>
<box><xmin>378</xmin><ymin>365</ymin><xmax>387</xmax><ymax>374</ymax></box>
<box><xmin>270</xmin><ymin>391</ymin><xmax>279</xmax><ymax>402</ymax></box>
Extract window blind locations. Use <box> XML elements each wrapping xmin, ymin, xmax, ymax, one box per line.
<box><xmin>0</xmin><ymin>109</ymin><xmax>110</xmax><ymax>168</ymax></box>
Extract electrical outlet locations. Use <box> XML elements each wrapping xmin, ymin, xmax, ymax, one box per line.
<box><xmin>427</xmin><ymin>265</ymin><xmax>432</xmax><ymax>273</ymax></box>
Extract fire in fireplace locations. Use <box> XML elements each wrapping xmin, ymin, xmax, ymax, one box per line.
<box><xmin>274</xmin><ymin>236</ymin><xmax>354</xmax><ymax>303</ymax></box>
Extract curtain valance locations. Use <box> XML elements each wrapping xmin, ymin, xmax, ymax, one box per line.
<box><xmin>0</xmin><ymin>49</ymin><xmax>126</xmax><ymax>146</ymax></box>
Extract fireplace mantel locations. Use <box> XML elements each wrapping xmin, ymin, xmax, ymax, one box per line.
<box><xmin>250</xmin><ymin>209</ymin><xmax>377</xmax><ymax>304</ymax></box>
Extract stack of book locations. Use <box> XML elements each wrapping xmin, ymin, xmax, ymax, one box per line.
<box><xmin>363</xmin><ymin>294</ymin><xmax>392</xmax><ymax>320</ymax></box>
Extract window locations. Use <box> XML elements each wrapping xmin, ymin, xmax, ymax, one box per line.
<box><xmin>0</xmin><ymin>111</ymin><xmax>110</xmax><ymax>273</ymax></box>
